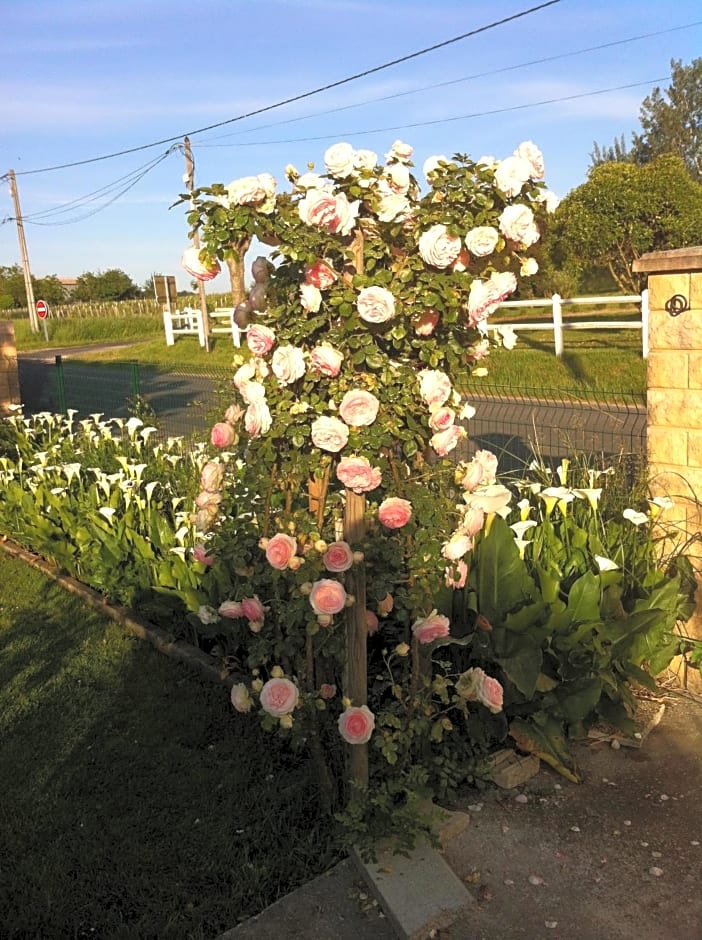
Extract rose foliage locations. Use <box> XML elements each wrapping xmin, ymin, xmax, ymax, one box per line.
<box><xmin>180</xmin><ymin>140</ymin><xmax>691</xmax><ymax>851</ymax></box>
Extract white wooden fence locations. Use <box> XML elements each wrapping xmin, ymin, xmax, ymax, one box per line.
<box><xmin>494</xmin><ymin>291</ymin><xmax>649</xmax><ymax>358</ymax></box>
<box><xmin>162</xmin><ymin>306</ymin><xmax>247</xmax><ymax>347</ymax></box>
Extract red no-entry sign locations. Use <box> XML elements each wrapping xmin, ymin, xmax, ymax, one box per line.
<box><xmin>36</xmin><ymin>299</ymin><xmax>48</xmax><ymax>320</ymax></box>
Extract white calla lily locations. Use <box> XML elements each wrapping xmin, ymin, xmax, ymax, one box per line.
<box><xmin>595</xmin><ymin>555</ymin><xmax>619</xmax><ymax>571</ymax></box>
<box><xmin>623</xmin><ymin>508</ymin><xmax>649</xmax><ymax>526</ymax></box>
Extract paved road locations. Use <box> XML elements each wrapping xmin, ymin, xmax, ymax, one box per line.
<box><xmin>17</xmin><ymin>350</ymin><xmax>645</xmax><ymax>467</ymax></box>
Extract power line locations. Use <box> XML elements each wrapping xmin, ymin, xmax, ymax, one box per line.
<box><xmin>9</xmin><ymin>0</ymin><xmax>562</xmax><ymax>177</ymax></box>
<box><xmin>196</xmin><ymin>21</ymin><xmax>701</xmax><ymax>145</ymax></box>
<box><xmin>19</xmin><ymin>149</ymin><xmax>177</xmax><ymax>223</ymax></box>
<box><xmin>191</xmin><ymin>77</ymin><xmax>670</xmax><ymax>149</ymax></box>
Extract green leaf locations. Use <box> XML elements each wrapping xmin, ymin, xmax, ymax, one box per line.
<box><xmin>566</xmin><ymin>571</ymin><xmax>601</xmax><ymax>623</ymax></box>
<box><xmin>509</xmin><ymin>715</ymin><xmax>581</xmax><ymax>782</ymax></box>
<box><xmin>474</xmin><ymin>517</ymin><xmax>536</xmax><ymax>621</ymax></box>
<box><xmin>556</xmin><ymin>677</ymin><xmax>603</xmax><ymax>725</ymax></box>
<box><xmin>497</xmin><ymin>643</ymin><xmax>543</xmax><ymax>698</ymax></box>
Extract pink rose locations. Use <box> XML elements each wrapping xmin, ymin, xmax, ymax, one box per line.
<box><xmin>211</xmin><ymin>421</ymin><xmax>235</xmax><ymax>448</ymax></box>
<box><xmin>300</xmin><ymin>282</ymin><xmax>322</xmax><ymax>313</ymax></box>
<box><xmin>336</xmin><ymin>456</ymin><xmax>382</xmax><ymax>493</ymax></box>
<box><xmin>323</xmin><ymin>541</ymin><xmax>355</xmax><ymax>573</ymax></box>
<box><xmin>193</xmin><ymin>543</ymin><xmax>216</xmax><ymax>566</ymax></box>
<box><xmin>338</xmin><ymin>705</ymin><xmax>376</xmax><ymax>744</ymax></box>
<box><xmin>430</xmin><ymin>425</ymin><xmax>465</xmax><ymax>456</ymax></box>
<box><xmin>419</xmin><ymin>369</ymin><xmax>452</xmax><ymax>408</ymax></box>
<box><xmin>378</xmin><ymin>497</ymin><xmax>412</xmax><ymax>529</ymax></box>
<box><xmin>265</xmin><ymin>532</ymin><xmax>298</xmax><ymax>570</ymax></box>
<box><xmin>412</xmin><ymin>609</ymin><xmax>450</xmax><ymax>644</ymax></box>
<box><xmin>245</xmin><ymin>401</ymin><xmax>272</xmax><ymax>438</ymax></box>
<box><xmin>356</xmin><ymin>286</ymin><xmax>396</xmax><ymax>324</ymax></box>
<box><xmin>456</xmin><ymin>667</ymin><xmax>503</xmax><ymax>713</ymax></box>
<box><xmin>428</xmin><ymin>406</ymin><xmax>455</xmax><ymax>433</ymax></box>
<box><xmin>462</xmin><ymin>505</ymin><xmax>485</xmax><ymax>536</ymax></box>
<box><xmin>474</xmin><ymin>450</ymin><xmax>498</xmax><ymax>484</ymax></box>
<box><xmin>441</xmin><ymin>533</ymin><xmax>473</xmax><ymax>561</ymax></box>
<box><xmin>311</xmin><ymin>416</ymin><xmax>349</xmax><ymax>453</ymax></box>
<box><xmin>309</xmin><ymin>578</ymin><xmax>347</xmax><ymax>615</ymax></box>
<box><xmin>224</xmin><ymin>403</ymin><xmax>244</xmax><ymax>424</ymax></box>
<box><xmin>310</xmin><ymin>345</ymin><xmax>343</xmax><ymax>377</ymax></box>
<box><xmin>259</xmin><ymin>677</ymin><xmax>299</xmax><ymax>717</ymax></box>
<box><xmin>385</xmin><ymin>140</ymin><xmax>413</xmax><ymax>163</ymax></box>
<box><xmin>365</xmin><ymin>610</ymin><xmax>379</xmax><ymax>634</ymax></box>
<box><xmin>230</xmin><ymin>683</ymin><xmax>252</xmax><ymax>713</ymax></box>
<box><xmin>413</xmin><ymin>309</ymin><xmax>440</xmax><ymax>336</ymax></box>
<box><xmin>514</xmin><ymin>140</ymin><xmax>545</xmax><ymax>180</ymax></box>
<box><xmin>498</xmin><ymin>204</ymin><xmax>540</xmax><ymax>249</ymax></box>
<box><xmin>459</xmin><ymin>461</ymin><xmax>484</xmax><ymax>491</ymax></box>
<box><xmin>319</xmin><ymin>683</ymin><xmax>337</xmax><ymax>700</ymax></box>
<box><xmin>305</xmin><ymin>260</ymin><xmax>337</xmax><ymax>289</ymax></box>
<box><xmin>298</xmin><ymin>189</ymin><xmax>359</xmax><ymax>236</ymax></box>
<box><xmin>200</xmin><ymin>461</ymin><xmax>224</xmax><ymax>493</ymax></box>
<box><xmin>246</xmin><ymin>324</ymin><xmax>276</xmax><ymax>357</ymax></box>
<box><xmin>272</xmin><ymin>345</ymin><xmax>306</xmax><ymax>385</ymax></box>
<box><xmin>467</xmin><ymin>271</ymin><xmax>517</xmax><ymax>327</ymax></box>
<box><xmin>339</xmin><ymin>389</ymin><xmax>380</xmax><ymax>427</ymax></box>
<box><xmin>444</xmin><ymin>560</ymin><xmax>468</xmax><ymax>589</ymax></box>
<box><xmin>418</xmin><ymin>224</ymin><xmax>462</xmax><ymax>269</ymax></box>
<box><xmin>377</xmin><ymin>593</ymin><xmax>394</xmax><ymax>617</ymax></box>
<box><xmin>240</xmin><ymin>596</ymin><xmax>266</xmax><ymax>623</ymax></box>
<box><xmin>181</xmin><ymin>246</ymin><xmax>221</xmax><ymax>282</ymax></box>
<box><xmin>219</xmin><ymin>600</ymin><xmax>243</xmax><ymax>618</ymax></box>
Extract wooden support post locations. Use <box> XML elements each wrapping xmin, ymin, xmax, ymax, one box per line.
<box><xmin>344</xmin><ymin>489</ymin><xmax>368</xmax><ymax>788</ymax></box>
<box><xmin>183</xmin><ymin>137</ymin><xmax>211</xmax><ymax>352</ymax></box>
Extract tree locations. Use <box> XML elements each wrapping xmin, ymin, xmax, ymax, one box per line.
<box><xmin>0</xmin><ymin>266</ymin><xmax>65</xmax><ymax>308</ymax></box>
<box><xmin>73</xmin><ymin>268</ymin><xmax>139</xmax><ymax>301</ymax></box>
<box><xmin>33</xmin><ymin>275</ymin><xmax>66</xmax><ymax>306</ymax></box>
<box><xmin>590</xmin><ymin>58</ymin><xmax>702</xmax><ymax>180</ymax></box>
<box><xmin>546</xmin><ymin>155</ymin><xmax>702</xmax><ymax>294</ymax></box>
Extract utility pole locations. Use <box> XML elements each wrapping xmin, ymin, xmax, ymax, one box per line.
<box><xmin>182</xmin><ymin>137</ymin><xmax>211</xmax><ymax>352</ymax></box>
<box><xmin>7</xmin><ymin>170</ymin><xmax>39</xmax><ymax>333</ymax></box>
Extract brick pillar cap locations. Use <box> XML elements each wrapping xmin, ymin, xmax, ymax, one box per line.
<box><xmin>633</xmin><ymin>246</ymin><xmax>702</xmax><ymax>274</ymax></box>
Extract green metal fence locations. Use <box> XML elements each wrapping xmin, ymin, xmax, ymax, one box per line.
<box><xmin>17</xmin><ymin>356</ymin><xmax>646</xmax><ymax>468</ymax></box>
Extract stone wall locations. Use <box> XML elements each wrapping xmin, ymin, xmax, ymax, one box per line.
<box><xmin>634</xmin><ymin>247</ymin><xmax>702</xmax><ymax>691</ymax></box>
<box><xmin>0</xmin><ymin>321</ymin><xmax>20</xmax><ymax>415</ymax></box>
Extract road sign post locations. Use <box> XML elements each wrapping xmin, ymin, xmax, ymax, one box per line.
<box><xmin>35</xmin><ymin>299</ymin><xmax>49</xmax><ymax>342</ymax></box>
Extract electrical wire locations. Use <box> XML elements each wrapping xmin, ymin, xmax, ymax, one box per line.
<box><xmin>195</xmin><ymin>21</ymin><xmax>701</xmax><ymax>145</ymax></box>
<box><xmin>19</xmin><ymin>149</ymin><xmax>178</xmax><ymax>222</ymax></box>
<box><xmin>9</xmin><ymin>0</ymin><xmax>562</xmax><ymax>177</ymax></box>
<box><xmin>186</xmin><ymin>77</ymin><xmax>671</xmax><ymax>149</ymax></box>
<box><xmin>21</xmin><ymin>151</ymin><xmax>174</xmax><ymax>226</ymax></box>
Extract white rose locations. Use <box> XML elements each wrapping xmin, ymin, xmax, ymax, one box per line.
<box><xmin>494</xmin><ymin>155</ymin><xmax>532</xmax><ymax>198</ymax></box>
<box><xmin>295</xmin><ymin>172</ymin><xmax>328</xmax><ymax>191</ymax></box>
<box><xmin>375</xmin><ymin>191</ymin><xmax>412</xmax><ymax>223</ymax></box>
<box><xmin>520</xmin><ymin>257</ymin><xmax>539</xmax><ymax>277</ymax></box>
<box><xmin>356</xmin><ymin>286</ymin><xmax>396</xmax><ymax>323</ymax></box>
<box><xmin>514</xmin><ymin>140</ymin><xmax>544</xmax><ymax>180</ymax></box>
<box><xmin>386</xmin><ymin>163</ymin><xmax>410</xmax><ymax>195</ymax></box>
<box><xmin>353</xmin><ymin>149</ymin><xmax>378</xmax><ymax>172</ymax></box>
<box><xmin>272</xmin><ymin>345</ymin><xmax>306</xmax><ymax>385</ymax></box>
<box><xmin>418</xmin><ymin>224</ymin><xmax>462</xmax><ymax>269</ymax></box>
<box><xmin>300</xmin><ymin>282</ymin><xmax>322</xmax><ymax>312</ymax></box>
<box><xmin>496</xmin><ymin>325</ymin><xmax>518</xmax><ymax>350</ymax></box>
<box><xmin>467</xmin><ymin>271</ymin><xmax>517</xmax><ymax>327</ymax></box>
<box><xmin>464</xmin><ymin>226</ymin><xmax>499</xmax><ymax>258</ymax></box>
<box><xmin>324</xmin><ymin>142</ymin><xmax>356</xmax><ymax>179</ymax></box>
<box><xmin>499</xmin><ymin>204</ymin><xmax>540</xmax><ymax>248</ymax></box>
<box><xmin>476</xmin><ymin>155</ymin><xmax>498</xmax><ymax>169</ymax></box>
<box><xmin>385</xmin><ymin>139</ymin><xmax>414</xmax><ymax>163</ymax></box>
<box><xmin>537</xmin><ymin>189</ymin><xmax>560</xmax><ymax>213</ymax></box>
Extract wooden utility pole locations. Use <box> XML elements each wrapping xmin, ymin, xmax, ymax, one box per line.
<box><xmin>182</xmin><ymin>137</ymin><xmax>211</xmax><ymax>352</ymax></box>
<box><xmin>7</xmin><ymin>170</ymin><xmax>39</xmax><ymax>333</ymax></box>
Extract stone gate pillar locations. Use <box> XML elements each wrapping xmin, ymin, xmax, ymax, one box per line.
<box><xmin>633</xmin><ymin>247</ymin><xmax>702</xmax><ymax>691</ymax></box>
<box><xmin>0</xmin><ymin>321</ymin><xmax>20</xmax><ymax>415</ymax></box>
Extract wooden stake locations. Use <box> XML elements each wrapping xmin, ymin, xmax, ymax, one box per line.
<box><xmin>183</xmin><ymin>137</ymin><xmax>211</xmax><ymax>352</ymax></box>
<box><xmin>344</xmin><ymin>489</ymin><xmax>368</xmax><ymax>788</ymax></box>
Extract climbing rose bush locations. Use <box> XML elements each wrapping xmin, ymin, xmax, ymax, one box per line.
<box><xmin>182</xmin><ymin>137</ymin><xmax>556</xmax><ymax>838</ymax></box>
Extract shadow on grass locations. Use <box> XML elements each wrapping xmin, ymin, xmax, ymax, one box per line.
<box><xmin>0</xmin><ymin>555</ymin><xmax>338</xmax><ymax>939</ymax></box>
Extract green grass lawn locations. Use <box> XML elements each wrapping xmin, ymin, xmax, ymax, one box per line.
<box><xmin>11</xmin><ymin>308</ymin><xmax>647</xmax><ymax>396</ymax></box>
<box><xmin>0</xmin><ymin>551</ymin><xmax>336</xmax><ymax>939</ymax></box>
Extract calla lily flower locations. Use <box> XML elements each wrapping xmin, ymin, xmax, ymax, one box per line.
<box><xmin>623</xmin><ymin>508</ymin><xmax>649</xmax><ymax>526</ymax></box>
<box><xmin>573</xmin><ymin>487</ymin><xmax>602</xmax><ymax>511</ymax></box>
<box><xmin>594</xmin><ymin>555</ymin><xmax>619</xmax><ymax>571</ymax></box>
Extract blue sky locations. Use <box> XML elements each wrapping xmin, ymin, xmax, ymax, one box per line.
<box><xmin>1</xmin><ymin>0</ymin><xmax>700</xmax><ymax>294</ymax></box>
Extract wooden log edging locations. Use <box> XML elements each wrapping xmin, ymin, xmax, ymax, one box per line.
<box><xmin>0</xmin><ymin>537</ymin><xmax>235</xmax><ymax>690</ymax></box>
